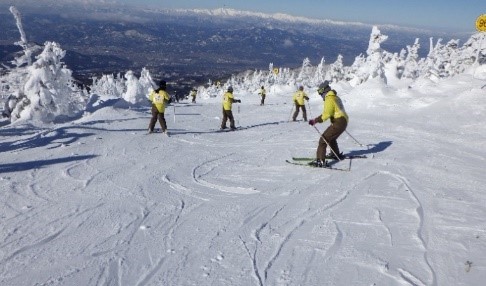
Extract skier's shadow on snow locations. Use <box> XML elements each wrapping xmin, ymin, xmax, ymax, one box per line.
<box><xmin>0</xmin><ymin>155</ymin><xmax>98</xmax><ymax>174</ymax></box>
<box><xmin>346</xmin><ymin>141</ymin><xmax>393</xmax><ymax>157</ymax></box>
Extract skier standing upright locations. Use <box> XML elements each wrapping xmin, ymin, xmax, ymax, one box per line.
<box><xmin>190</xmin><ymin>88</ymin><xmax>197</xmax><ymax>103</ymax></box>
<box><xmin>148</xmin><ymin>80</ymin><xmax>171</xmax><ymax>134</ymax></box>
<box><xmin>220</xmin><ymin>86</ymin><xmax>241</xmax><ymax>130</ymax></box>
<box><xmin>259</xmin><ymin>86</ymin><xmax>266</xmax><ymax>106</ymax></box>
<box><xmin>292</xmin><ymin>85</ymin><xmax>309</xmax><ymax>121</ymax></box>
<box><xmin>308</xmin><ymin>81</ymin><xmax>348</xmax><ymax>167</ymax></box>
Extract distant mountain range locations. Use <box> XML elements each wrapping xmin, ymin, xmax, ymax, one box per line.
<box><xmin>0</xmin><ymin>2</ymin><xmax>472</xmax><ymax>93</ymax></box>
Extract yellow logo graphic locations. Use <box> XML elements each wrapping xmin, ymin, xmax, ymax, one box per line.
<box><xmin>476</xmin><ymin>14</ymin><xmax>486</xmax><ymax>32</ymax></box>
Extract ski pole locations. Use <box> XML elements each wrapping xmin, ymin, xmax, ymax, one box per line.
<box><xmin>307</xmin><ymin>100</ymin><xmax>311</xmax><ymax>120</ymax></box>
<box><xmin>345</xmin><ymin>130</ymin><xmax>364</xmax><ymax>147</ymax></box>
<box><xmin>173</xmin><ymin>103</ymin><xmax>176</xmax><ymax>123</ymax></box>
<box><xmin>312</xmin><ymin>125</ymin><xmax>343</xmax><ymax>161</ymax></box>
<box><xmin>288</xmin><ymin>104</ymin><xmax>294</xmax><ymax>122</ymax></box>
<box><xmin>237</xmin><ymin>104</ymin><xmax>240</xmax><ymax>126</ymax></box>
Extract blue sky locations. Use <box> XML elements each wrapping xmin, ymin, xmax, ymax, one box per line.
<box><xmin>117</xmin><ymin>0</ymin><xmax>484</xmax><ymax>32</ymax></box>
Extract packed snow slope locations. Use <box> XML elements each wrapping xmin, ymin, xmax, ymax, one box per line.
<box><xmin>1</xmin><ymin>74</ymin><xmax>486</xmax><ymax>286</ymax></box>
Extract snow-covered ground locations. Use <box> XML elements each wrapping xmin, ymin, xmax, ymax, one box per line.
<box><xmin>1</xmin><ymin>73</ymin><xmax>485</xmax><ymax>285</ymax></box>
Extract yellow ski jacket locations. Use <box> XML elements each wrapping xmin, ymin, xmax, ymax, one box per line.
<box><xmin>292</xmin><ymin>90</ymin><xmax>308</xmax><ymax>105</ymax></box>
<box><xmin>317</xmin><ymin>90</ymin><xmax>348</xmax><ymax>123</ymax></box>
<box><xmin>149</xmin><ymin>89</ymin><xmax>170</xmax><ymax>113</ymax></box>
<box><xmin>222</xmin><ymin>91</ymin><xmax>235</xmax><ymax>111</ymax></box>
<box><xmin>259</xmin><ymin>88</ymin><xmax>266</xmax><ymax>97</ymax></box>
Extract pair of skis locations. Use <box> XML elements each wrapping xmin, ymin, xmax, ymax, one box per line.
<box><xmin>286</xmin><ymin>154</ymin><xmax>367</xmax><ymax>171</ymax></box>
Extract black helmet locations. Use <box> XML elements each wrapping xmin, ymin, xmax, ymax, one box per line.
<box><xmin>318</xmin><ymin>80</ymin><xmax>330</xmax><ymax>95</ymax></box>
<box><xmin>299</xmin><ymin>85</ymin><xmax>304</xmax><ymax>91</ymax></box>
<box><xmin>159</xmin><ymin>80</ymin><xmax>167</xmax><ymax>88</ymax></box>
<box><xmin>319</xmin><ymin>80</ymin><xmax>330</xmax><ymax>90</ymax></box>
<box><xmin>227</xmin><ymin>86</ymin><xmax>233</xmax><ymax>92</ymax></box>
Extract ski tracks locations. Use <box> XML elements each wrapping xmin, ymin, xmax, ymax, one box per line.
<box><xmin>192</xmin><ymin>154</ymin><xmax>260</xmax><ymax>195</ymax></box>
<box><xmin>360</xmin><ymin>170</ymin><xmax>436</xmax><ymax>286</ymax></box>
<box><xmin>236</xmin><ymin>190</ymin><xmax>352</xmax><ymax>285</ymax></box>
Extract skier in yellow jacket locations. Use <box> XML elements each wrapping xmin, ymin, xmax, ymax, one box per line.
<box><xmin>259</xmin><ymin>86</ymin><xmax>266</xmax><ymax>106</ymax></box>
<box><xmin>308</xmin><ymin>81</ymin><xmax>348</xmax><ymax>167</ymax></box>
<box><xmin>221</xmin><ymin>86</ymin><xmax>241</xmax><ymax>130</ymax></box>
<box><xmin>190</xmin><ymin>88</ymin><xmax>197</xmax><ymax>103</ymax></box>
<box><xmin>292</xmin><ymin>86</ymin><xmax>309</xmax><ymax>121</ymax></box>
<box><xmin>148</xmin><ymin>80</ymin><xmax>171</xmax><ymax>134</ymax></box>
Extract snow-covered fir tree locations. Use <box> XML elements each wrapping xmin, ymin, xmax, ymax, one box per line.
<box><xmin>311</xmin><ymin>57</ymin><xmax>327</xmax><ymax>86</ymax></box>
<box><xmin>401</xmin><ymin>38</ymin><xmax>421</xmax><ymax>79</ymax></box>
<box><xmin>90</xmin><ymin>73</ymin><xmax>126</xmax><ymax>99</ymax></box>
<box><xmin>297</xmin><ymin>57</ymin><xmax>313</xmax><ymax>85</ymax></box>
<box><xmin>349</xmin><ymin>26</ymin><xmax>388</xmax><ymax>86</ymax></box>
<box><xmin>326</xmin><ymin>55</ymin><xmax>345</xmax><ymax>83</ymax></box>
<box><xmin>122</xmin><ymin>68</ymin><xmax>155</xmax><ymax>105</ymax></box>
<box><xmin>1</xmin><ymin>7</ymin><xmax>86</xmax><ymax>124</ymax></box>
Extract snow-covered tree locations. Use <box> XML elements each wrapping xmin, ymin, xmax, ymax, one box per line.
<box><xmin>1</xmin><ymin>7</ymin><xmax>86</xmax><ymax>124</ymax></box>
<box><xmin>401</xmin><ymin>38</ymin><xmax>421</xmax><ymax>79</ymax></box>
<box><xmin>9</xmin><ymin>6</ymin><xmax>39</xmax><ymax>68</ymax></box>
<box><xmin>122</xmin><ymin>68</ymin><xmax>155</xmax><ymax>105</ymax></box>
<box><xmin>326</xmin><ymin>54</ymin><xmax>345</xmax><ymax>83</ymax></box>
<box><xmin>311</xmin><ymin>57</ymin><xmax>327</xmax><ymax>85</ymax></box>
<box><xmin>297</xmin><ymin>57</ymin><xmax>312</xmax><ymax>85</ymax></box>
<box><xmin>90</xmin><ymin>73</ymin><xmax>126</xmax><ymax>99</ymax></box>
<box><xmin>8</xmin><ymin>42</ymin><xmax>86</xmax><ymax>123</ymax></box>
<box><xmin>347</xmin><ymin>26</ymin><xmax>388</xmax><ymax>86</ymax></box>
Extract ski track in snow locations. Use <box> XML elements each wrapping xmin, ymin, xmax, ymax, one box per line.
<box><xmin>236</xmin><ymin>189</ymin><xmax>353</xmax><ymax>285</ymax></box>
<box><xmin>362</xmin><ymin>170</ymin><xmax>436</xmax><ymax>286</ymax></box>
<box><xmin>162</xmin><ymin>174</ymin><xmax>210</xmax><ymax>201</ymax></box>
<box><xmin>192</xmin><ymin>153</ymin><xmax>260</xmax><ymax>195</ymax></box>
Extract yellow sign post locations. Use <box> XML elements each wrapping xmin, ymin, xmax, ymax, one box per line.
<box><xmin>476</xmin><ymin>14</ymin><xmax>486</xmax><ymax>32</ymax></box>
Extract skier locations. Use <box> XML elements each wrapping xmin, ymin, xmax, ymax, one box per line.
<box><xmin>220</xmin><ymin>86</ymin><xmax>241</xmax><ymax>130</ymax></box>
<box><xmin>148</xmin><ymin>80</ymin><xmax>171</xmax><ymax>134</ymax></box>
<box><xmin>259</xmin><ymin>86</ymin><xmax>266</xmax><ymax>106</ymax></box>
<box><xmin>308</xmin><ymin>81</ymin><xmax>348</xmax><ymax>167</ymax></box>
<box><xmin>292</xmin><ymin>85</ymin><xmax>309</xmax><ymax>121</ymax></box>
<box><xmin>190</xmin><ymin>88</ymin><xmax>197</xmax><ymax>103</ymax></box>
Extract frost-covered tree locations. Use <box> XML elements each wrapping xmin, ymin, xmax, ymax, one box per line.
<box><xmin>346</xmin><ymin>54</ymin><xmax>366</xmax><ymax>84</ymax></box>
<box><xmin>297</xmin><ymin>57</ymin><xmax>313</xmax><ymax>85</ymax></box>
<box><xmin>90</xmin><ymin>73</ymin><xmax>126</xmax><ymax>98</ymax></box>
<box><xmin>1</xmin><ymin>7</ymin><xmax>86</xmax><ymax>124</ymax></box>
<box><xmin>348</xmin><ymin>26</ymin><xmax>388</xmax><ymax>86</ymax></box>
<box><xmin>122</xmin><ymin>68</ymin><xmax>155</xmax><ymax>105</ymax></box>
<box><xmin>311</xmin><ymin>57</ymin><xmax>327</xmax><ymax>85</ymax></box>
<box><xmin>401</xmin><ymin>38</ymin><xmax>421</xmax><ymax>79</ymax></box>
<box><xmin>326</xmin><ymin>54</ymin><xmax>345</xmax><ymax>83</ymax></box>
<box><xmin>8</xmin><ymin>6</ymin><xmax>40</xmax><ymax>68</ymax></box>
<box><xmin>460</xmin><ymin>33</ymin><xmax>486</xmax><ymax>66</ymax></box>
<box><xmin>6</xmin><ymin>42</ymin><xmax>86</xmax><ymax>123</ymax></box>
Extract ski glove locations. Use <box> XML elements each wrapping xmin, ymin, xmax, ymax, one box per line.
<box><xmin>308</xmin><ymin>119</ymin><xmax>316</xmax><ymax>126</ymax></box>
<box><xmin>235</xmin><ymin>99</ymin><xmax>241</xmax><ymax>103</ymax></box>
